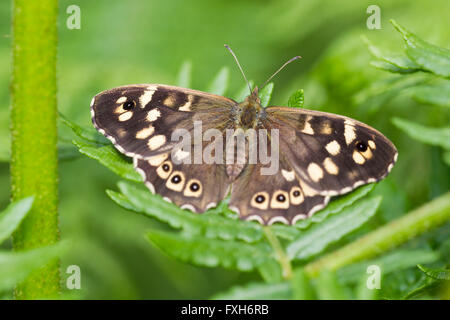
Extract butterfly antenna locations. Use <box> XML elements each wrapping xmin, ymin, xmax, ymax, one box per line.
<box><xmin>260</xmin><ymin>56</ymin><xmax>302</xmax><ymax>90</ymax></box>
<box><xmin>224</xmin><ymin>44</ymin><xmax>252</xmax><ymax>94</ymax></box>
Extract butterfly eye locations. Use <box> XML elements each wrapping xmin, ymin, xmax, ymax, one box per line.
<box><xmin>123</xmin><ymin>100</ymin><xmax>135</xmax><ymax>110</ymax></box>
<box><xmin>356</xmin><ymin>141</ymin><xmax>368</xmax><ymax>152</ymax></box>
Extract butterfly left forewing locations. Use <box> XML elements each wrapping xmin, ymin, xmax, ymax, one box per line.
<box><xmin>264</xmin><ymin>107</ymin><xmax>398</xmax><ymax>196</ymax></box>
<box><xmin>91</xmin><ymin>84</ymin><xmax>236</xmax><ymax>159</ymax></box>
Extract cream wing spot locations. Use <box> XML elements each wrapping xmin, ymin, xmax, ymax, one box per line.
<box><xmin>166</xmin><ymin>171</ymin><xmax>185</xmax><ymax>192</ymax></box>
<box><xmin>290</xmin><ymin>186</ymin><xmax>304</xmax><ymax>205</ymax></box>
<box><xmin>147</xmin><ymin>109</ymin><xmax>161</xmax><ymax>122</ymax></box>
<box><xmin>301</xmin><ymin>116</ymin><xmax>314</xmax><ymax>135</ymax></box>
<box><xmin>136</xmin><ymin>126</ymin><xmax>155</xmax><ymax>139</ymax></box>
<box><xmin>118</xmin><ymin>111</ymin><xmax>133</xmax><ymax>122</ymax></box>
<box><xmin>156</xmin><ymin>160</ymin><xmax>172</xmax><ymax>179</ymax></box>
<box><xmin>360</xmin><ymin>147</ymin><xmax>373</xmax><ymax>159</ymax></box>
<box><xmin>307</xmin><ymin>163</ymin><xmax>324</xmax><ymax>182</ymax></box>
<box><xmin>270</xmin><ymin>190</ymin><xmax>289</xmax><ymax>209</ymax></box>
<box><xmin>114</xmin><ymin>105</ymin><xmax>124</xmax><ymax>114</ymax></box>
<box><xmin>299</xmin><ymin>180</ymin><xmax>318</xmax><ymax>196</ymax></box>
<box><xmin>116</xmin><ymin>96</ymin><xmax>127</xmax><ymax>104</ymax></box>
<box><xmin>368</xmin><ymin>140</ymin><xmax>376</xmax><ymax>149</ymax></box>
<box><xmin>250</xmin><ymin>192</ymin><xmax>269</xmax><ymax>210</ymax></box>
<box><xmin>163</xmin><ymin>95</ymin><xmax>176</xmax><ymax>108</ymax></box>
<box><xmin>323</xmin><ymin>157</ymin><xmax>339</xmax><ymax>175</ymax></box>
<box><xmin>344</xmin><ymin>121</ymin><xmax>356</xmax><ymax>145</ymax></box>
<box><xmin>320</xmin><ymin>121</ymin><xmax>333</xmax><ymax>134</ymax></box>
<box><xmin>325</xmin><ymin>140</ymin><xmax>341</xmax><ymax>156</ymax></box>
<box><xmin>183</xmin><ymin>179</ymin><xmax>202</xmax><ymax>198</ymax></box>
<box><xmin>352</xmin><ymin>151</ymin><xmax>366</xmax><ymax>164</ymax></box>
<box><xmin>139</xmin><ymin>88</ymin><xmax>157</xmax><ymax>108</ymax></box>
<box><xmin>148</xmin><ymin>153</ymin><xmax>168</xmax><ymax>166</ymax></box>
<box><xmin>179</xmin><ymin>95</ymin><xmax>193</xmax><ymax>111</ymax></box>
<box><xmin>147</xmin><ymin>134</ymin><xmax>166</xmax><ymax>150</ymax></box>
<box><xmin>281</xmin><ymin>169</ymin><xmax>295</xmax><ymax>181</ymax></box>
<box><xmin>117</xmin><ymin>128</ymin><xmax>126</xmax><ymax>138</ymax></box>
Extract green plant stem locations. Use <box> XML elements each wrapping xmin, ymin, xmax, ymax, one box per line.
<box><xmin>304</xmin><ymin>192</ymin><xmax>450</xmax><ymax>277</ymax></box>
<box><xmin>264</xmin><ymin>227</ymin><xmax>292</xmax><ymax>279</ymax></box>
<box><xmin>11</xmin><ymin>0</ymin><xmax>60</xmax><ymax>299</ymax></box>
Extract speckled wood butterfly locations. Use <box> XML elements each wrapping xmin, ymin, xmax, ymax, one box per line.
<box><xmin>91</xmin><ymin>48</ymin><xmax>397</xmax><ymax>225</ymax></box>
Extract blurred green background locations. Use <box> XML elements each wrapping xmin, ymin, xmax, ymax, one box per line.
<box><xmin>1</xmin><ymin>0</ymin><xmax>449</xmax><ymax>299</ymax></box>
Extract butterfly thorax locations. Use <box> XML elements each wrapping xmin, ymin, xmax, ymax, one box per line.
<box><xmin>237</xmin><ymin>88</ymin><xmax>263</xmax><ymax>130</ymax></box>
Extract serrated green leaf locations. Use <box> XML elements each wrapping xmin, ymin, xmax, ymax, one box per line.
<box><xmin>292</xmin><ymin>268</ymin><xmax>315</xmax><ymax>300</ymax></box>
<box><xmin>207</xmin><ymin>67</ymin><xmax>229</xmax><ymax>96</ymax></box>
<box><xmin>0</xmin><ymin>197</ymin><xmax>34</xmax><ymax>245</ymax></box>
<box><xmin>176</xmin><ymin>61</ymin><xmax>192</xmax><ymax>88</ymax></box>
<box><xmin>392</xmin><ymin>117</ymin><xmax>450</xmax><ymax>149</ymax></box>
<box><xmin>314</xmin><ymin>270</ymin><xmax>349</xmax><ymax>300</ymax></box>
<box><xmin>117</xmin><ymin>181</ymin><xmax>263</xmax><ymax>242</ymax></box>
<box><xmin>106</xmin><ymin>189</ymin><xmax>141</xmax><ymax>212</ymax></box>
<box><xmin>288</xmin><ymin>89</ymin><xmax>304</xmax><ymax>108</ymax></box>
<box><xmin>259</xmin><ymin>82</ymin><xmax>274</xmax><ymax>107</ymax></box>
<box><xmin>417</xmin><ymin>264</ymin><xmax>450</xmax><ymax>280</ymax></box>
<box><xmin>391</xmin><ymin>20</ymin><xmax>450</xmax><ymax>78</ymax></box>
<box><xmin>233</xmin><ymin>80</ymin><xmax>254</xmax><ymax>101</ymax></box>
<box><xmin>147</xmin><ymin>230</ymin><xmax>273</xmax><ymax>271</ymax></box>
<box><xmin>212</xmin><ymin>281</ymin><xmax>291</xmax><ymax>300</ymax></box>
<box><xmin>287</xmin><ymin>196</ymin><xmax>381</xmax><ymax>261</ymax></box>
<box><xmin>402</xmin><ymin>276</ymin><xmax>438</xmax><ymax>300</ymax></box>
<box><xmin>73</xmin><ymin>139</ymin><xmax>142</xmax><ymax>182</ymax></box>
<box><xmin>337</xmin><ymin>249</ymin><xmax>440</xmax><ymax>284</ymax></box>
<box><xmin>294</xmin><ymin>184</ymin><xmax>374</xmax><ymax>229</ymax></box>
<box><xmin>60</xmin><ymin>114</ymin><xmax>109</xmax><ymax>145</ymax></box>
<box><xmin>58</xmin><ymin>144</ymin><xmax>81</xmax><ymax>161</ymax></box>
<box><xmin>370</xmin><ymin>60</ymin><xmax>419</xmax><ymax>74</ymax></box>
<box><xmin>412</xmin><ymin>83</ymin><xmax>450</xmax><ymax>108</ymax></box>
<box><xmin>0</xmin><ymin>242</ymin><xmax>66</xmax><ymax>291</ymax></box>
<box><xmin>363</xmin><ymin>36</ymin><xmax>421</xmax><ymax>73</ymax></box>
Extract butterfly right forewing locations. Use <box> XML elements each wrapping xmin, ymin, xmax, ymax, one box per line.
<box><xmin>264</xmin><ymin>107</ymin><xmax>398</xmax><ymax>196</ymax></box>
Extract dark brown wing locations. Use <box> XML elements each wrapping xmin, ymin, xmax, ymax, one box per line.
<box><xmin>229</xmin><ymin>157</ymin><xmax>330</xmax><ymax>225</ymax></box>
<box><xmin>263</xmin><ymin>107</ymin><xmax>398</xmax><ymax>196</ymax></box>
<box><xmin>134</xmin><ymin>145</ymin><xmax>231</xmax><ymax>212</ymax></box>
<box><xmin>91</xmin><ymin>84</ymin><xmax>236</xmax><ymax>159</ymax></box>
